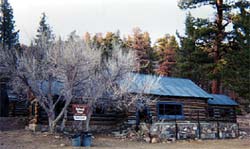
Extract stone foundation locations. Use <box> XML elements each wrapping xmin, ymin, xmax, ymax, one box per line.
<box><xmin>218</xmin><ymin>123</ymin><xmax>238</xmax><ymax>138</ymax></box>
<box><xmin>150</xmin><ymin>121</ymin><xmax>238</xmax><ymax>140</ymax></box>
<box><xmin>200</xmin><ymin>122</ymin><xmax>217</xmax><ymax>139</ymax></box>
<box><xmin>150</xmin><ymin>122</ymin><xmax>176</xmax><ymax>140</ymax></box>
<box><xmin>178</xmin><ymin>123</ymin><xmax>198</xmax><ymax>139</ymax></box>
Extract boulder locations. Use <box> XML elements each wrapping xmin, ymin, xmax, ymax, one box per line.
<box><xmin>144</xmin><ymin>137</ymin><xmax>151</xmax><ymax>143</ymax></box>
<box><xmin>151</xmin><ymin>137</ymin><xmax>159</xmax><ymax>143</ymax></box>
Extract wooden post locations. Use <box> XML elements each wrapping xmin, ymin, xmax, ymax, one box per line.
<box><xmin>34</xmin><ymin>101</ymin><xmax>39</xmax><ymax>124</ymax></box>
<box><xmin>217</xmin><ymin>120</ymin><xmax>220</xmax><ymax>139</ymax></box>
<box><xmin>197</xmin><ymin>110</ymin><xmax>201</xmax><ymax>139</ymax></box>
<box><xmin>175</xmin><ymin>121</ymin><xmax>178</xmax><ymax>140</ymax></box>
<box><xmin>29</xmin><ymin>102</ymin><xmax>32</xmax><ymax>122</ymax></box>
<box><xmin>237</xmin><ymin>123</ymin><xmax>239</xmax><ymax>138</ymax></box>
<box><xmin>175</xmin><ymin>106</ymin><xmax>178</xmax><ymax>140</ymax></box>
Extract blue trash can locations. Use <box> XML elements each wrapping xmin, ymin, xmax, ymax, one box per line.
<box><xmin>71</xmin><ymin>134</ymin><xmax>81</xmax><ymax>147</ymax></box>
<box><xmin>82</xmin><ymin>133</ymin><xmax>92</xmax><ymax>147</ymax></box>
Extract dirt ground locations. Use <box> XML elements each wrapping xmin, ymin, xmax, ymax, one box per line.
<box><xmin>0</xmin><ymin>129</ymin><xmax>250</xmax><ymax>149</ymax></box>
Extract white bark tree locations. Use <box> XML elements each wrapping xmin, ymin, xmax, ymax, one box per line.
<box><xmin>1</xmin><ymin>32</ymin><xmax>161</xmax><ymax>133</ymax></box>
<box><xmin>11</xmin><ymin>32</ymin><xmax>103</xmax><ymax>132</ymax></box>
<box><xmin>78</xmin><ymin>45</ymin><xmax>139</xmax><ymax>131</ymax></box>
<box><xmin>80</xmin><ymin>44</ymin><xmax>161</xmax><ymax>131</ymax></box>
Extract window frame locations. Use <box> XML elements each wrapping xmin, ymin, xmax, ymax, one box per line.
<box><xmin>157</xmin><ymin>102</ymin><xmax>184</xmax><ymax>120</ymax></box>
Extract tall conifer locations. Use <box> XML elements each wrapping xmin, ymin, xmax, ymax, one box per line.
<box><xmin>0</xmin><ymin>0</ymin><xmax>19</xmax><ymax>49</ymax></box>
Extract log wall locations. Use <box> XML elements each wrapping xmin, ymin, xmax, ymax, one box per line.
<box><xmin>34</xmin><ymin>103</ymin><xmax>126</xmax><ymax>130</ymax></box>
<box><xmin>155</xmin><ymin>97</ymin><xmax>208</xmax><ymax>121</ymax></box>
<box><xmin>28</xmin><ymin>96</ymin><xmax>237</xmax><ymax>129</ymax></box>
<box><xmin>127</xmin><ymin>96</ymin><xmax>209</xmax><ymax>124</ymax></box>
<box><xmin>208</xmin><ymin>105</ymin><xmax>237</xmax><ymax>122</ymax></box>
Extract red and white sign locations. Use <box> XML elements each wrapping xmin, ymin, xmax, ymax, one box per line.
<box><xmin>72</xmin><ymin>104</ymin><xmax>88</xmax><ymax>121</ymax></box>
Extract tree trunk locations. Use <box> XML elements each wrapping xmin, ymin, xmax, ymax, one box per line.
<box><xmin>212</xmin><ymin>0</ymin><xmax>223</xmax><ymax>94</ymax></box>
<box><xmin>60</xmin><ymin>110</ymin><xmax>67</xmax><ymax>131</ymax></box>
<box><xmin>85</xmin><ymin>108</ymin><xmax>92</xmax><ymax>132</ymax></box>
<box><xmin>48</xmin><ymin>110</ymin><xmax>56</xmax><ymax>133</ymax></box>
<box><xmin>48</xmin><ymin>117</ymin><xmax>56</xmax><ymax>133</ymax></box>
<box><xmin>212</xmin><ymin>79</ymin><xmax>220</xmax><ymax>94</ymax></box>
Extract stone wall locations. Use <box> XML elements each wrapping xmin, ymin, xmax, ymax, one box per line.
<box><xmin>150</xmin><ymin>122</ymin><xmax>176</xmax><ymax>140</ymax></box>
<box><xmin>218</xmin><ymin>122</ymin><xmax>238</xmax><ymax>138</ymax></box>
<box><xmin>150</xmin><ymin>121</ymin><xmax>238</xmax><ymax>140</ymax></box>
<box><xmin>200</xmin><ymin>122</ymin><xmax>217</xmax><ymax>139</ymax></box>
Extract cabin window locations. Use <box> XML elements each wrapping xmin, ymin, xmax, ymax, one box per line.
<box><xmin>157</xmin><ymin>102</ymin><xmax>184</xmax><ymax>119</ymax></box>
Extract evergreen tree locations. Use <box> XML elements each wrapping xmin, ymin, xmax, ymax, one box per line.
<box><xmin>178</xmin><ymin>0</ymin><xmax>233</xmax><ymax>94</ymax></box>
<box><xmin>35</xmin><ymin>13</ymin><xmax>55</xmax><ymax>51</ymax></box>
<box><xmin>101</xmin><ymin>31</ymin><xmax>123</xmax><ymax>61</ymax></box>
<box><xmin>176</xmin><ymin>13</ymin><xmax>214</xmax><ymax>91</ymax></box>
<box><xmin>0</xmin><ymin>0</ymin><xmax>19</xmax><ymax>49</ymax></box>
<box><xmin>154</xmin><ymin>34</ymin><xmax>178</xmax><ymax>76</ymax></box>
<box><xmin>125</xmin><ymin>27</ymin><xmax>155</xmax><ymax>74</ymax></box>
<box><xmin>91</xmin><ymin>33</ymin><xmax>103</xmax><ymax>50</ymax></box>
<box><xmin>223</xmin><ymin>0</ymin><xmax>250</xmax><ymax>100</ymax></box>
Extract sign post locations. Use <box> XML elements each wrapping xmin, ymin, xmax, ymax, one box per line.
<box><xmin>72</xmin><ymin>104</ymin><xmax>88</xmax><ymax>121</ymax></box>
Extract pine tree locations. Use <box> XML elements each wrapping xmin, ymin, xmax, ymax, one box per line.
<box><xmin>176</xmin><ymin>13</ymin><xmax>214</xmax><ymax>91</ymax></box>
<box><xmin>223</xmin><ymin>0</ymin><xmax>250</xmax><ymax>101</ymax></box>
<box><xmin>0</xmin><ymin>0</ymin><xmax>19</xmax><ymax>49</ymax></box>
<box><xmin>35</xmin><ymin>13</ymin><xmax>55</xmax><ymax>50</ymax></box>
<box><xmin>125</xmin><ymin>27</ymin><xmax>155</xmax><ymax>74</ymax></box>
<box><xmin>178</xmin><ymin>0</ymin><xmax>233</xmax><ymax>94</ymax></box>
<box><xmin>154</xmin><ymin>34</ymin><xmax>178</xmax><ymax>76</ymax></box>
<box><xmin>91</xmin><ymin>33</ymin><xmax>103</xmax><ymax>50</ymax></box>
<box><xmin>101</xmin><ymin>31</ymin><xmax>123</xmax><ymax>61</ymax></box>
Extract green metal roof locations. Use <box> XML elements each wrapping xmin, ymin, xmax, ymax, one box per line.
<box><xmin>120</xmin><ymin>73</ymin><xmax>212</xmax><ymax>99</ymax></box>
<box><xmin>208</xmin><ymin>94</ymin><xmax>238</xmax><ymax>106</ymax></box>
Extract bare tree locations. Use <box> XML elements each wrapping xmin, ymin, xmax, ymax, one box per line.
<box><xmin>1</xmin><ymin>32</ymin><xmax>161</xmax><ymax>133</ymax></box>
<box><xmin>12</xmin><ymin>32</ymin><xmax>103</xmax><ymax>132</ymax></box>
<box><xmin>79</xmin><ymin>44</ymin><xmax>161</xmax><ymax>131</ymax></box>
<box><xmin>48</xmin><ymin>32</ymin><xmax>103</xmax><ymax>132</ymax></box>
<box><xmin>78</xmin><ymin>44</ymin><xmax>138</xmax><ymax>131</ymax></box>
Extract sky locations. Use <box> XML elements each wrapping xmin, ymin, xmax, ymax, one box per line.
<box><xmin>9</xmin><ymin>0</ymin><xmax>214</xmax><ymax>45</ymax></box>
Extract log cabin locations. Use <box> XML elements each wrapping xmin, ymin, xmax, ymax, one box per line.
<box><xmin>122</xmin><ymin>73</ymin><xmax>239</xmax><ymax>139</ymax></box>
<box><xmin>123</xmin><ymin>73</ymin><xmax>213</xmax><ymax>124</ymax></box>
<box><xmin>121</xmin><ymin>73</ymin><xmax>238</xmax><ymax>124</ymax></box>
<box><xmin>1</xmin><ymin>73</ymin><xmax>239</xmax><ymax>138</ymax></box>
